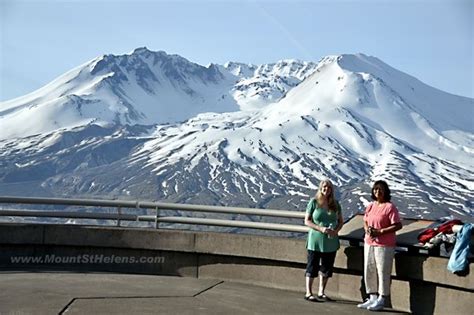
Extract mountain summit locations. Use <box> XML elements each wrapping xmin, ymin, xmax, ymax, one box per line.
<box><xmin>0</xmin><ymin>50</ymin><xmax>472</xmax><ymax>222</ymax></box>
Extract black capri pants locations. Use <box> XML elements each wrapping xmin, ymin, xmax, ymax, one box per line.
<box><xmin>305</xmin><ymin>250</ymin><xmax>337</xmax><ymax>278</ymax></box>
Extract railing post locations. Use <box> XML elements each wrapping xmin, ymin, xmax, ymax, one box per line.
<box><xmin>117</xmin><ymin>206</ymin><xmax>121</xmax><ymax>227</ymax></box>
<box><xmin>136</xmin><ymin>202</ymin><xmax>140</xmax><ymax>225</ymax></box>
<box><xmin>155</xmin><ymin>207</ymin><xmax>159</xmax><ymax>229</ymax></box>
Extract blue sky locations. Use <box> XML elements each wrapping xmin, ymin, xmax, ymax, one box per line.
<box><xmin>1</xmin><ymin>0</ymin><xmax>472</xmax><ymax>101</ymax></box>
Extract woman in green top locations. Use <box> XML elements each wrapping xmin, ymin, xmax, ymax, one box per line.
<box><xmin>304</xmin><ymin>179</ymin><xmax>343</xmax><ymax>302</ymax></box>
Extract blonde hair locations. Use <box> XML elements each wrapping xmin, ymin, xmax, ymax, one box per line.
<box><xmin>315</xmin><ymin>179</ymin><xmax>338</xmax><ymax>212</ymax></box>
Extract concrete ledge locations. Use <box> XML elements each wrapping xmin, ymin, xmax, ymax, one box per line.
<box><xmin>4</xmin><ymin>223</ymin><xmax>469</xmax><ymax>289</ymax></box>
<box><xmin>0</xmin><ymin>223</ymin><xmax>473</xmax><ymax>314</ymax></box>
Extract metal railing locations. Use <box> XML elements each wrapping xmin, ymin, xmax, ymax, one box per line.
<box><xmin>0</xmin><ymin>196</ymin><xmax>309</xmax><ymax>233</ymax></box>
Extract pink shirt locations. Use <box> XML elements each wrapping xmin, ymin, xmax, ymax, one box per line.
<box><xmin>364</xmin><ymin>202</ymin><xmax>401</xmax><ymax>247</ymax></box>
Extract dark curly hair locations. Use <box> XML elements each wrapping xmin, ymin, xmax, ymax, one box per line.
<box><xmin>371</xmin><ymin>180</ymin><xmax>391</xmax><ymax>202</ymax></box>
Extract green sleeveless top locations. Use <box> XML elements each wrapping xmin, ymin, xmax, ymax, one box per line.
<box><xmin>306</xmin><ymin>198</ymin><xmax>341</xmax><ymax>252</ymax></box>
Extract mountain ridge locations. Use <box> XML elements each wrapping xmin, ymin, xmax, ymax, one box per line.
<box><xmin>0</xmin><ymin>48</ymin><xmax>323</xmax><ymax>139</ymax></box>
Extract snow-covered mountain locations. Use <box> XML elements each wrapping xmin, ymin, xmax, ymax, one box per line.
<box><xmin>0</xmin><ymin>48</ymin><xmax>317</xmax><ymax>140</ymax></box>
<box><xmin>0</xmin><ymin>50</ymin><xmax>473</xmax><ymax>222</ymax></box>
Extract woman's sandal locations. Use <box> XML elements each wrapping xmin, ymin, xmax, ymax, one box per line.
<box><xmin>317</xmin><ymin>294</ymin><xmax>334</xmax><ymax>302</ymax></box>
<box><xmin>304</xmin><ymin>294</ymin><xmax>322</xmax><ymax>302</ymax></box>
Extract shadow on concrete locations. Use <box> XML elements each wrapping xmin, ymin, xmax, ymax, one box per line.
<box><xmin>395</xmin><ymin>253</ymin><xmax>435</xmax><ymax>315</ymax></box>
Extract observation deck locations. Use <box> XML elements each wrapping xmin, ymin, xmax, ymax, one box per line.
<box><xmin>0</xmin><ymin>197</ymin><xmax>472</xmax><ymax>314</ymax></box>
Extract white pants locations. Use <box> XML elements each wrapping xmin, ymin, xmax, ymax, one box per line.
<box><xmin>363</xmin><ymin>244</ymin><xmax>395</xmax><ymax>296</ymax></box>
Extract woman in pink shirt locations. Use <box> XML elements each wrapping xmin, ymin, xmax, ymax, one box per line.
<box><xmin>357</xmin><ymin>180</ymin><xmax>402</xmax><ymax>311</ymax></box>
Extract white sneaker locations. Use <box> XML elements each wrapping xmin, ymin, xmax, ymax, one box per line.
<box><xmin>367</xmin><ymin>298</ymin><xmax>385</xmax><ymax>311</ymax></box>
<box><xmin>357</xmin><ymin>299</ymin><xmax>376</xmax><ymax>309</ymax></box>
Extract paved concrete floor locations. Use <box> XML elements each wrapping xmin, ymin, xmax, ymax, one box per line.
<box><xmin>0</xmin><ymin>271</ymin><xmax>408</xmax><ymax>314</ymax></box>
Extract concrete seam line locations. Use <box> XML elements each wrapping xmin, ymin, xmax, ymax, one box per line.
<box><xmin>197</xmin><ymin>254</ymin><xmax>200</xmax><ymax>279</ymax></box>
<box><xmin>64</xmin><ymin>295</ymin><xmax>195</xmax><ymax>300</ymax></box>
<box><xmin>41</xmin><ymin>226</ymin><xmax>45</xmax><ymax>244</ymax></box>
<box><xmin>193</xmin><ymin>280</ymin><xmax>225</xmax><ymax>297</ymax></box>
<box><xmin>59</xmin><ymin>294</ymin><xmax>198</xmax><ymax>312</ymax></box>
<box><xmin>58</xmin><ymin>297</ymin><xmax>77</xmax><ymax>315</ymax></box>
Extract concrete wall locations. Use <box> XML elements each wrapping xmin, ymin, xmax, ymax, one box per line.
<box><xmin>0</xmin><ymin>223</ymin><xmax>472</xmax><ymax>314</ymax></box>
